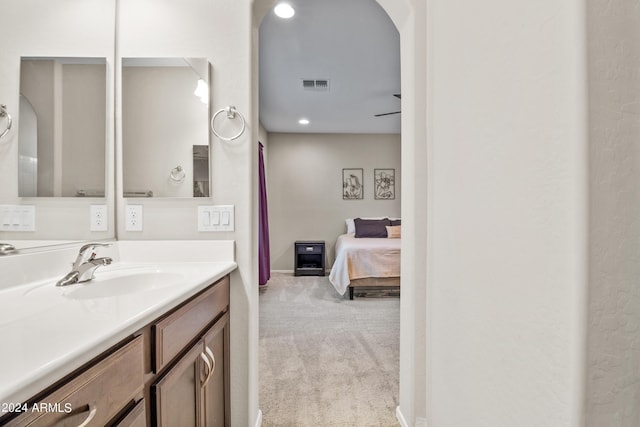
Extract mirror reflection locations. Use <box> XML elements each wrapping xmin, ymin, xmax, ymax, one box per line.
<box><xmin>122</xmin><ymin>58</ymin><xmax>210</xmax><ymax>198</ymax></box>
<box><xmin>19</xmin><ymin>57</ymin><xmax>107</xmax><ymax>197</ymax></box>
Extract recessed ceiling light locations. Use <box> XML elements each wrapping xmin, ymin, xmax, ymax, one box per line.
<box><xmin>274</xmin><ymin>3</ymin><xmax>295</xmax><ymax>19</ymax></box>
<box><xmin>298</xmin><ymin>118</ymin><xmax>310</xmax><ymax>125</ymax></box>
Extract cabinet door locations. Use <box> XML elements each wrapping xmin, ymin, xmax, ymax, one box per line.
<box><xmin>202</xmin><ymin>313</ymin><xmax>230</xmax><ymax>427</ymax></box>
<box><xmin>114</xmin><ymin>399</ymin><xmax>146</xmax><ymax>427</ymax></box>
<box><xmin>152</xmin><ymin>341</ymin><xmax>205</xmax><ymax>427</ymax></box>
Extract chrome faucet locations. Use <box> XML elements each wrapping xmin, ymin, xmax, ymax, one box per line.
<box><xmin>56</xmin><ymin>243</ymin><xmax>113</xmax><ymax>287</ymax></box>
<box><xmin>0</xmin><ymin>243</ymin><xmax>17</xmax><ymax>255</ymax></box>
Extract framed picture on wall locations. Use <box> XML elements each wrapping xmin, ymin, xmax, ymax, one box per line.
<box><xmin>342</xmin><ymin>168</ymin><xmax>364</xmax><ymax>200</ymax></box>
<box><xmin>374</xmin><ymin>168</ymin><xmax>395</xmax><ymax>200</ymax></box>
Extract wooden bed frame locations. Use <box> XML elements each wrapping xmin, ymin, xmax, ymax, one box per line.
<box><xmin>348</xmin><ymin>277</ymin><xmax>400</xmax><ymax>300</ymax></box>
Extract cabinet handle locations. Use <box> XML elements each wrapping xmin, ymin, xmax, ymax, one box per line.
<box><xmin>202</xmin><ymin>346</ymin><xmax>216</xmax><ymax>388</ymax></box>
<box><xmin>77</xmin><ymin>404</ymin><xmax>97</xmax><ymax>427</ymax></box>
<box><xmin>200</xmin><ymin>352</ymin><xmax>212</xmax><ymax>387</ymax></box>
<box><xmin>205</xmin><ymin>346</ymin><xmax>216</xmax><ymax>375</ymax></box>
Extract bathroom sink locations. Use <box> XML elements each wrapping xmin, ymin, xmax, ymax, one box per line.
<box><xmin>63</xmin><ymin>271</ymin><xmax>185</xmax><ymax>300</ymax></box>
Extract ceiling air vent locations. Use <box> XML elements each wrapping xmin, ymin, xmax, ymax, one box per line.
<box><xmin>301</xmin><ymin>79</ymin><xmax>330</xmax><ymax>91</ymax></box>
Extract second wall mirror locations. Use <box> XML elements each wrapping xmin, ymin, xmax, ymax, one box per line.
<box><xmin>121</xmin><ymin>57</ymin><xmax>211</xmax><ymax>198</ymax></box>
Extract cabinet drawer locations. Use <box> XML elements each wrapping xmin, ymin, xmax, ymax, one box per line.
<box><xmin>152</xmin><ymin>276</ymin><xmax>229</xmax><ymax>373</ymax></box>
<box><xmin>7</xmin><ymin>336</ymin><xmax>144</xmax><ymax>427</ymax></box>
<box><xmin>296</xmin><ymin>244</ymin><xmax>323</xmax><ymax>254</ymax></box>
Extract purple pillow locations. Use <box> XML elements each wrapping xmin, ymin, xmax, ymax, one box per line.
<box><xmin>354</xmin><ymin>218</ymin><xmax>391</xmax><ymax>238</ymax></box>
<box><xmin>390</xmin><ymin>219</ymin><xmax>401</xmax><ymax>226</ymax></box>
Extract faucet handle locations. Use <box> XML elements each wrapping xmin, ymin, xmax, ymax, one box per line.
<box><xmin>78</xmin><ymin>242</ymin><xmax>112</xmax><ymax>256</ymax></box>
<box><xmin>74</xmin><ymin>242</ymin><xmax>112</xmax><ymax>269</ymax></box>
<box><xmin>0</xmin><ymin>243</ymin><xmax>17</xmax><ymax>256</ymax></box>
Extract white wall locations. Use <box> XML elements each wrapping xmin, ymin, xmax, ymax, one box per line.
<box><xmin>586</xmin><ymin>0</ymin><xmax>640</xmax><ymax>425</ymax></box>
<box><xmin>266</xmin><ymin>132</ymin><xmax>401</xmax><ymax>270</ymax></box>
<box><xmin>0</xmin><ymin>0</ymin><xmax>115</xmax><ymax>243</ymax></box>
<box><xmin>117</xmin><ymin>1</ymin><xmax>258</xmax><ymax>424</ymax></box>
<box><xmin>426</xmin><ymin>0</ymin><xmax>587</xmax><ymax>426</ymax></box>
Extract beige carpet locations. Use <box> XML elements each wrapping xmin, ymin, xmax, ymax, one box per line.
<box><xmin>259</xmin><ymin>273</ymin><xmax>400</xmax><ymax>427</ymax></box>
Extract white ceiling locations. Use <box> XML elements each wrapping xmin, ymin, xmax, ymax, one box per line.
<box><xmin>259</xmin><ymin>0</ymin><xmax>400</xmax><ymax>134</ymax></box>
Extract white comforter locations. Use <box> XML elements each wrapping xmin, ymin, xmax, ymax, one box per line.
<box><xmin>329</xmin><ymin>233</ymin><xmax>401</xmax><ymax>295</ymax></box>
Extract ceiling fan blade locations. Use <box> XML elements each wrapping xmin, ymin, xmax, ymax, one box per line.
<box><xmin>374</xmin><ymin>111</ymin><xmax>401</xmax><ymax>117</ymax></box>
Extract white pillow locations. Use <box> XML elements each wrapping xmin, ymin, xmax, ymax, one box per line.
<box><xmin>345</xmin><ymin>218</ymin><xmax>356</xmax><ymax>234</ymax></box>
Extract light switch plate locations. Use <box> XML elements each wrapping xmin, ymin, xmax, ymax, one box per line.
<box><xmin>0</xmin><ymin>205</ymin><xmax>35</xmax><ymax>231</ymax></box>
<box><xmin>125</xmin><ymin>205</ymin><xmax>143</xmax><ymax>231</ymax></box>
<box><xmin>90</xmin><ymin>205</ymin><xmax>108</xmax><ymax>231</ymax></box>
<box><xmin>198</xmin><ymin>205</ymin><xmax>234</xmax><ymax>231</ymax></box>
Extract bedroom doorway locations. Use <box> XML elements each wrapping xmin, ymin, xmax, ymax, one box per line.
<box><xmin>254</xmin><ymin>0</ymin><xmax>414</xmax><ymax>424</ymax></box>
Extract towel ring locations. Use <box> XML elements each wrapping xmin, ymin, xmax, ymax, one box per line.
<box><xmin>170</xmin><ymin>165</ymin><xmax>186</xmax><ymax>182</ymax></box>
<box><xmin>211</xmin><ymin>105</ymin><xmax>246</xmax><ymax>141</ymax></box>
<box><xmin>0</xmin><ymin>104</ymin><xmax>12</xmax><ymax>139</ymax></box>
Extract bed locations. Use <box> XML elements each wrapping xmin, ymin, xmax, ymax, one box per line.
<box><xmin>328</xmin><ymin>232</ymin><xmax>401</xmax><ymax>299</ymax></box>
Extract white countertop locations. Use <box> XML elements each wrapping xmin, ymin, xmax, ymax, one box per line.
<box><xmin>0</xmin><ymin>241</ymin><xmax>236</xmax><ymax>406</ymax></box>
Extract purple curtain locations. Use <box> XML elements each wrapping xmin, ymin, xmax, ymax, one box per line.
<box><xmin>258</xmin><ymin>142</ymin><xmax>271</xmax><ymax>286</ymax></box>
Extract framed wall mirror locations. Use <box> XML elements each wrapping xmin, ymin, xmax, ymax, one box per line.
<box><xmin>19</xmin><ymin>57</ymin><xmax>107</xmax><ymax>198</ymax></box>
<box><xmin>121</xmin><ymin>58</ymin><xmax>211</xmax><ymax>198</ymax></box>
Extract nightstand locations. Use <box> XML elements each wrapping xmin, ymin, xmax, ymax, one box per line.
<box><xmin>294</xmin><ymin>241</ymin><xmax>325</xmax><ymax>276</ymax></box>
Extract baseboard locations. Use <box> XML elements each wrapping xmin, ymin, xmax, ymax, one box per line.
<box><xmin>396</xmin><ymin>406</ymin><xmax>409</xmax><ymax>427</ymax></box>
<box><xmin>270</xmin><ymin>269</ymin><xmax>331</xmax><ymax>275</ymax></box>
<box><xmin>254</xmin><ymin>409</ymin><xmax>263</xmax><ymax>427</ymax></box>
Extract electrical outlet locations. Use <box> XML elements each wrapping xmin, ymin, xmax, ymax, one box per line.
<box><xmin>125</xmin><ymin>205</ymin><xmax>143</xmax><ymax>231</ymax></box>
<box><xmin>90</xmin><ymin>205</ymin><xmax>108</xmax><ymax>232</ymax></box>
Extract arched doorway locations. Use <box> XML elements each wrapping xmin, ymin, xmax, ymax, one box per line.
<box><xmin>251</xmin><ymin>0</ymin><xmax>427</xmax><ymax>425</ymax></box>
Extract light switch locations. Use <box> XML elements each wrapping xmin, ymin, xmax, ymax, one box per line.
<box><xmin>18</xmin><ymin>206</ymin><xmax>35</xmax><ymax>231</ymax></box>
<box><xmin>0</xmin><ymin>205</ymin><xmax>35</xmax><ymax>231</ymax></box>
<box><xmin>2</xmin><ymin>208</ymin><xmax>12</xmax><ymax>227</ymax></box>
<box><xmin>198</xmin><ymin>206</ymin><xmax>215</xmax><ymax>231</ymax></box>
<box><xmin>197</xmin><ymin>205</ymin><xmax>234</xmax><ymax>232</ymax></box>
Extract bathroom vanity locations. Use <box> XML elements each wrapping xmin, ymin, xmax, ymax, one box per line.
<box><xmin>0</xmin><ymin>241</ymin><xmax>235</xmax><ymax>427</ymax></box>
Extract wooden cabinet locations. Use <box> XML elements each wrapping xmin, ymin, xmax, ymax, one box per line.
<box><xmin>152</xmin><ymin>313</ymin><xmax>229</xmax><ymax>427</ymax></box>
<box><xmin>151</xmin><ymin>276</ymin><xmax>230</xmax><ymax>427</ymax></box>
<box><xmin>0</xmin><ymin>274</ymin><xmax>230</xmax><ymax>427</ymax></box>
<box><xmin>4</xmin><ymin>336</ymin><xmax>144</xmax><ymax>427</ymax></box>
